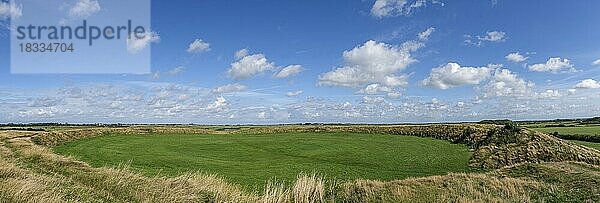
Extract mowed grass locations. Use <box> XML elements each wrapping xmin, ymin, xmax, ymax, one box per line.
<box><xmin>532</xmin><ymin>126</ymin><xmax>600</xmax><ymax>136</ymax></box>
<box><xmin>53</xmin><ymin>133</ymin><xmax>472</xmax><ymax>191</ymax></box>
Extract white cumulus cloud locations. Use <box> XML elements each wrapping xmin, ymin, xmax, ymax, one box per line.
<box><xmin>422</xmin><ymin>63</ymin><xmax>492</xmax><ymax>89</ymax></box>
<box><xmin>212</xmin><ymin>83</ymin><xmax>248</xmax><ymax>94</ymax></box>
<box><xmin>592</xmin><ymin>59</ymin><xmax>600</xmax><ymax>66</ymax></box>
<box><xmin>528</xmin><ymin>57</ymin><xmax>576</xmax><ymax>73</ymax></box>
<box><xmin>227</xmin><ymin>49</ymin><xmax>303</xmax><ymax>80</ymax></box>
<box><xmin>318</xmin><ymin>28</ymin><xmax>433</xmax><ymax>98</ymax></box>
<box><xmin>318</xmin><ymin>40</ymin><xmax>415</xmax><ymax>88</ymax></box>
<box><xmin>482</xmin><ymin>69</ymin><xmax>534</xmax><ymax>98</ymax></box>
<box><xmin>505</xmin><ymin>52</ymin><xmax>528</xmax><ymax>63</ymax></box>
<box><xmin>186</xmin><ymin>39</ymin><xmax>210</xmax><ymax>53</ymax></box>
<box><xmin>227</xmin><ymin>50</ymin><xmax>277</xmax><ymax>80</ymax></box>
<box><xmin>574</xmin><ymin>79</ymin><xmax>600</xmax><ymax>89</ymax></box>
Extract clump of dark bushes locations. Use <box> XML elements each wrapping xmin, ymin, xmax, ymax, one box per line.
<box><xmin>479</xmin><ymin>119</ymin><xmax>515</xmax><ymax>126</ymax></box>
<box><xmin>471</xmin><ymin>122</ymin><xmax>522</xmax><ymax>149</ymax></box>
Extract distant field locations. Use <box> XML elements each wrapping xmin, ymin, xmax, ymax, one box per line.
<box><xmin>530</xmin><ymin>126</ymin><xmax>600</xmax><ymax>136</ymax></box>
<box><xmin>53</xmin><ymin>133</ymin><xmax>472</xmax><ymax>191</ymax></box>
<box><xmin>570</xmin><ymin>140</ymin><xmax>600</xmax><ymax>150</ymax></box>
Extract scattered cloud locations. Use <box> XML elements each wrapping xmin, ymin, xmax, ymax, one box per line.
<box><xmin>319</xmin><ymin>28</ymin><xmax>433</xmax><ymax>98</ymax></box>
<box><xmin>151</xmin><ymin>71</ymin><xmax>161</xmax><ymax>80</ymax></box>
<box><xmin>274</xmin><ymin>65</ymin><xmax>303</xmax><ymax>78</ymax></box>
<box><xmin>28</xmin><ymin>97</ymin><xmax>63</xmax><ymax>107</ymax></box>
<box><xmin>464</xmin><ymin>31</ymin><xmax>507</xmax><ymax>46</ymax></box>
<box><xmin>537</xmin><ymin>89</ymin><xmax>562</xmax><ymax>99</ymax></box>
<box><xmin>150</xmin><ymin>66</ymin><xmax>184</xmax><ymax>79</ymax></box>
<box><xmin>127</xmin><ymin>31</ymin><xmax>160</xmax><ymax>54</ymax></box>
<box><xmin>212</xmin><ymin>83</ymin><xmax>248</xmax><ymax>94</ymax></box>
<box><xmin>371</xmin><ymin>0</ymin><xmax>444</xmax><ymax>18</ymax></box>
<box><xmin>206</xmin><ymin>97</ymin><xmax>229</xmax><ymax>112</ymax></box>
<box><xmin>505</xmin><ymin>52</ymin><xmax>528</xmax><ymax>63</ymax></box>
<box><xmin>227</xmin><ymin>49</ymin><xmax>277</xmax><ymax>80</ymax></box>
<box><xmin>418</xmin><ymin>27</ymin><xmax>436</xmax><ymax>41</ymax></box>
<box><xmin>0</xmin><ymin>1</ymin><xmax>23</xmax><ymax>20</ymax></box>
<box><xmin>318</xmin><ymin>40</ymin><xmax>415</xmax><ymax>88</ymax></box>
<box><xmin>4</xmin><ymin>82</ymin><xmax>600</xmax><ymax>124</ymax></box>
<box><xmin>286</xmin><ymin>91</ymin><xmax>303</xmax><ymax>97</ymax></box>
<box><xmin>482</xmin><ymin>68</ymin><xmax>534</xmax><ymax>98</ymax></box>
<box><xmin>528</xmin><ymin>57</ymin><xmax>576</xmax><ymax>73</ymax></box>
<box><xmin>387</xmin><ymin>92</ymin><xmax>402</xmax><ymax>98</ymax></box>
<box><xmin>479</xmin><ymin>31</ymin><xmax>507</xmax><ymax>42</ymax></box>
<box><xmin>235</xmin><ymin>49</ymin><xmax>249</xmax><ymax>60</ymax></box>
<box><xmin>186</xmin><ymin>39</ymin><xmax>211</xmax><ymax>53</ymax></box>
<box><xmin>422</xmin><ymin>63</ymin><xmax>492</xmax><ymax>89</ymax></box>
<box><xmin>68</xmin><ymin>0</ymin><xmax>101</xmax><ymax>19</ymax></box>
<box><xmin>167</xmin><ymin>66</ymin><xmax>185</xmax><ymax>76</ymax></box>
<box><xmin>356</xmin><ymin>83</ymin><xmax>403</xmax><ymax>98</ymax></box>
<box><xmin>227</xmin><ymin>49</ymin><xmax>303</xmax><ymax>80</ymax></box>
<box><xmin>592</xmin><ymin>59</ymin><xmax>600</xmax><ymax>66</ymax></box>
<box><xmin>358</xmin><ymin>83</ymin><xmax>393</xmax><ymax>94</ymax></box>
<box><xmin>574</xmin><ymin>79</ymin><xmax>600</xmax><ymax>89</ymax></box>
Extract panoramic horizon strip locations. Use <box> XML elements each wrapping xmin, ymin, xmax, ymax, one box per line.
<box><xmin>1</xmin><ymin>0</ymin><xmax>599</xmax><ymax>124</ymax></box>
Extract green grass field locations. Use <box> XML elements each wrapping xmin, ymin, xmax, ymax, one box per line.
<box><xmin>570</xmin><ymin>140</ymin><xmax>600</xmax><ymax>150</ymax></box>
<box><xmin>531</xmin><ymin>126</ymin><xmax>600</xmax><ymax>135</ymax></box>
<box><xmin>53</xmin><ymin>133</ymin><xmax>472</xmax><ymax>191</ymax></box>
<box><xmin>528</xmin><ymin>125</ymin><xmax>600</xmax><ymax>150</ymax></box>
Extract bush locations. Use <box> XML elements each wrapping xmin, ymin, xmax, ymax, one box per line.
<box><xmin>479</xmin><ymin>119</ymin><xmax>514</xmax><ymax>126</ymax></box>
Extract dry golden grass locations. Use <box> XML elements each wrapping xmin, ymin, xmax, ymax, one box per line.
<box><xmin>339</xmin><ymin>173</ymin><xmax>549</xmax><ymax>202</ymax></box>
<box><xmin>292</xmin><ymin>174</ymin><xmax>324</xmax><ymax>203</ymax></box>
<box><xmin>262</xmin><ymin>182</ymin><xmax>291</xmax><ymax>203</ymax></box>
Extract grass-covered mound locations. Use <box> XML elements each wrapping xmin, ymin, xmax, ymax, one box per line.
<box><xmin>1</xmin><ymin>123</ymin><xmax>598</xmax><ymax>202</ymax></box>
<box><xmin>53</xmin><ymin>133</ymin><xmax>472</xmax><ymax>191</ymax></box>
<box><xmin>339</xmin><ymin>161</ymin><xmax>600</xmax><ymax>202</ymax></box>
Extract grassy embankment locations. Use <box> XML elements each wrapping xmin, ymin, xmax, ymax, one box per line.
<box><xmin>1</xmin><ymin>124</ymin><xmax>600</xmax><ymax>202</ymax></box>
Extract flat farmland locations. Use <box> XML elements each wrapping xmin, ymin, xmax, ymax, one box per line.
<box><xmin>532</xmin><ymin>126</ymin><xmax>600</xmax><ymax>136</ymax></box>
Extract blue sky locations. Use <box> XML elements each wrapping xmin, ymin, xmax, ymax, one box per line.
<box><xmin>1</xmin><ymin>0</ymin><xmax>600</xmax><ymax>124</ymax></box>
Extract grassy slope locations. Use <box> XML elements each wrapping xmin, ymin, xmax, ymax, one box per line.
<box><xmin>53</xmin><ymin>133</ymin><xmax>472</xmax><ymax>191</ymax></box>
